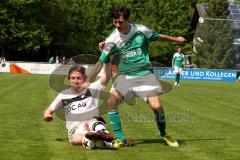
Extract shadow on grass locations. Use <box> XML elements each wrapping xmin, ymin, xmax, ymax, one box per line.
<box><xmin>134</xmin><ymin>137</ymin><xmax>226</xmax><ymax>146</ymax></box>
<box><xmin>177</xmin><ymin>138</ymin><xmax>226</xmax><ymax>145</ymax></box>
<box><xmin>55</xmin><ymin>137</ymin><xmax>226</xmax><ymax>147</ymax></box>
<box><xmin>134</xmin><ymin>139</ymin><xmax>163</xmax><ymax>145</ymax></box>
<box><xmin>56</xmin><ymin>137</ymin><xmax>69</xmax><ymax>142</ymax></box>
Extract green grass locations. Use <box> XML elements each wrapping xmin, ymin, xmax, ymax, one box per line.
<box><xmin>0</xmin><ymin>73</ymin><xmax>239</xmax><ymax>160</ymax></box>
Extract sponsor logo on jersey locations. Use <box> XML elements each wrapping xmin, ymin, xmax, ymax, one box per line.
<box><xmin>121</xmin><ymin>48</ymin><xmax>143</xmax><ymax>59</ymax></box>
<box><xmin>61</xmin><ymin>89</ymin><xmax>91</xmax><ymax>106</ymax></box>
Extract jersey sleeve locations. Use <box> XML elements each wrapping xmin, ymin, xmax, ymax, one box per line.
<box><xmin>172</xmin><ymin>53</ymin><xmax>176</xmax><ymax>59</ymax></box>
<box><xmin>138</xmin><ymin>24</ymin><xmax>160</xmax><ymax>41</ymax></box>
<box><xmin>99</xmin><ymin>41</ymin><xmax>117</xmax><ymax>63</ymax></box>
<box><xmin>89</xmin><ymin>79</ymin><xmax>105</xmax><ymax>97</ymax></box>
<box><xmin>89</xmin><ymin>79</ymin><xmax>105</xmax><ymax>91</ymax></box>
<box><xmin>172</xmin><ymin>53</ymin><xmax>176</xmax><ymax>64</ymax></box>
<box><xmin>99</xmin><ymin>52</ymin><xmax>109</xmax><ymax>63</ymax></box>
<box><xmin>49</xmin><ymin>93</ymin><xmax>62</xmax><ymax>111</ymax></box>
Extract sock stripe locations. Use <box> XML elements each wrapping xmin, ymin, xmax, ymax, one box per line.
<box><xmin>108</xmin><ymin>111</ymin><xmax>118</xmax><ymax>115</ymax></box>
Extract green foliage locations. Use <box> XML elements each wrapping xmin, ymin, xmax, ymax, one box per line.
<box><xmin>234</xmin><ymin>0</ymin><xmax>240</xmax><ymax>5</ymax></box>
<box><xmin>67</xmin><ymin>0</ymin><xmax>113</xmax><ymax>55</ymax></box>
<box><xmin>1</xmin><ymin>0</ymin><xmax>199</xmax><ymax>64</ymax></box>
<box><xmin>207</xmin><ymin>0</ymin><xmax>229</xmax><ymax>18</ymax></box>
<box><xmin>194</xmin><ymin>0</ymin><xmax>237</xmax><ymax>69</ymax></box>
<box><xmin>0</xmin><ymin>0</ymin><xmax>51</xmax><ymax>52</ymax></box>
<box><xmin>197</xmin><ymin>0</ymin><xmax>209</xmax><ymax>3</ymax></box>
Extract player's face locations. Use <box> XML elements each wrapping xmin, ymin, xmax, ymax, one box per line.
<box><xmin>69</xmin><ymin>71</ymin><xmax>85</xmax><ymax>88</ymax></box>
<box><xmin>113</xmin><ymin>15</ymin><xmax>129</xmax><ymax>33</ymax></box>
<box><xmin>178</xmin><ymin>48</ymin><xmax>182</xmax><ymax>53</ymax></box>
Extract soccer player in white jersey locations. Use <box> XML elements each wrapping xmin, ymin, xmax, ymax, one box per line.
<box><xmin>172</xmin><ymin>47</ymin><xmax>186</xmax><ymax>86</ymax></box>
<box><xmin>43</xmin><ymin>63</ymin><xmax>119</xmax><ymax>149</ymax></box>
<box><xmin>83</xmin><ymin>6</ymin><xmax>186</xmax><ymax>147</ymax></box>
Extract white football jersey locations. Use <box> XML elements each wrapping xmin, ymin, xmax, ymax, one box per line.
<box><xmin>49</xmin><ymin>80</ymin><xmax>104</xmax><ymax>131</ymax></box>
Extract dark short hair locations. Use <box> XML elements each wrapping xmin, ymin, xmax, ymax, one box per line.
<box><xmin>68</xmin><ymin>65</ymin><xmax>86</xmax><ymax>80</ymax></box>
<box><xmin>111</xmin><ymin>6</ymin><xmax>130</xmax><ymax>20</ymax></box>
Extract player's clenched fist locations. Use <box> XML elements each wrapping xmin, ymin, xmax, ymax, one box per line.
<box><xmin>43</xmin><ymin>109</ymin><xmax>54</xmax><ymax>122</ymax></box>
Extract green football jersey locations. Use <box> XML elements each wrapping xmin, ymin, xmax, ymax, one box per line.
<box><xmin>173</xmin><ymin>52</ymin><xmax>185</xmax><ymax>68</ymax></box>
<box><xmin>100</xmin><ymin>24</ymin><xmax>160</xmax><ymax>76</ymax></box>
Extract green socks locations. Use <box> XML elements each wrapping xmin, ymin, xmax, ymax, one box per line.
<box><xmin>108</xmin><ymin>110</ymin><xmax>166</xmax><ymax>139</ymax></box>
<box><xmin>154</xmin><ymin>112</ymin><xmax>166</xmax><ymax>137</ymax></box>
<box><xmin>108</xmin><ymin>110</ymin><xmax>125</xmax><ymax>141</ymax></box>
<box><xmin>175</xmin><ymin>74</ymin><xmax>180</xmax><ymax>84</ymax></box>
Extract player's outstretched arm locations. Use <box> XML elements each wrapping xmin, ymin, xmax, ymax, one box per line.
<box><xmin>82</xmin><ymin>61</ymin><xmax>104</xmax><ymax>88</ymax></box>
<box><xmin>159</xmin><ymin>34</ymin><xmax>187</xmax><ymax>44</ymax></box>
<box><xmin>43</xmin><ymin>107</ymin><xmax>54</xmax><ymax>122</ymax></box>
<box><xmin>99</xmin><ymin>62</ymin><xmax>111</xmax><ymax>86</ymax></box>
<box><xmin>82</xmin><ymin>41</ymin><xmax>111</xmax><ymax>88</ymax></box>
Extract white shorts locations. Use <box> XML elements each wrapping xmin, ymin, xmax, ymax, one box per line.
<box><xmin>174</xmin><ymin>66</ymin><xmax>183</xmax><ymax>74</ymax></box>
<box><xmin>110</xmin><ymin>73</ymin><xmax>164</xmax><ymax>102</ymax></box>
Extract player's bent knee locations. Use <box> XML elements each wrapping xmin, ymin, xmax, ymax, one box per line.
<box><xmin>107</xmin><ymin>96</ymin><xmax>118</xmax><ymax>109</ymax></box>
<box><xmin>150</xmin><ymin>105</ymin><xmax>161</xmax><ymax>112</ymax></box>
<box><xmin>152</xmin><ymin>106</ymin><xmax>165</xmax><ymax>114</ymax></box>
<box><xmin>70</xmin><ymin>135</ymin><xmax>83</xmax><ymax>145</ymax></box>
<box><xmin>71</xmin><ymin>140</ymin><xmax>80</xmax><ymax>145</ymax></box>
<box><xmin>71</xmin><ymin>139</ymin><xmax>81</xmax><ymax>145</ymax></box>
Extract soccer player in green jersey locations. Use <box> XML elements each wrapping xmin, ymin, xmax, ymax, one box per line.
<box><xmin>172</xmin><ymin>47</ymin><xmax>186</xmax><ymax>86</ymax></box>
<box><xmin>82</xmin><ymin>6</ymin><xmax>186</xmax><ymax>147</ymax></box>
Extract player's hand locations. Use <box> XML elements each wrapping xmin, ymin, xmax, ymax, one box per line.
<box><xmin>98</xmin><ymin>41</ymin><xmax>105</xmax><ymax>52</ymax></box>
<box><xmin>176</xmin><ymin>37</ymin><xmax>187</xmax><ymax>43</ymax></box>
<box><xmin>44</xmin><ymin>114</ymin><xmax>53</xmax><ymax>122</ymax></box>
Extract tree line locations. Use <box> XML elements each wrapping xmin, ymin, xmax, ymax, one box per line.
<box><xmin>1</xmin><ymin>0</ymin><xmax>238</xmax><ymax>68</ymax></box>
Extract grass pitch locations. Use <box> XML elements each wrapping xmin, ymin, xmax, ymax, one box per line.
<box><xmin>0</xmin><ymin>73</ymin><xmax>239</xmax><ymax>160</ymax></box>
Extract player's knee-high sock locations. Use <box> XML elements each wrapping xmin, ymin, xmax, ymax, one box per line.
<box><xmin>176</xmin><ymin>74</ymin><xmax>180</xmax><ymax>84</ymax></box>
<box><xmin>108</xmin><ymin>110</ymin><xmax>125</xmax><ymax>141</ymax></box>
<box><xmin>91</xmin><ymin>121</ymin><xmax>109</xmax><ymax>133</ymax></box>
<box><xmin>154</xmin><ymin>112</ymin><xmax>166</xmax><ymax>137</ymax></box>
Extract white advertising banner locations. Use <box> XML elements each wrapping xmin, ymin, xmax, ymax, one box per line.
<box><xmin>0</xmin><ymin>62</ymin><xmax>104</xmax><ymax>76</ymax></box>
